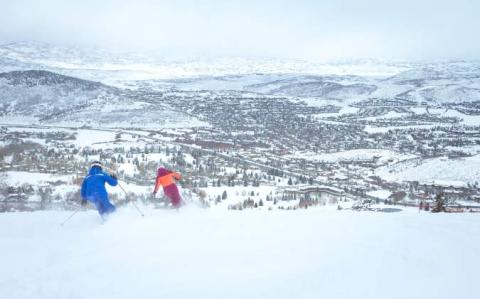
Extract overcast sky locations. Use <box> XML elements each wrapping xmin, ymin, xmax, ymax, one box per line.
<box><xmin>0</xmin><ymin>0</ymin><xmax>478</xmax><ymax>61</ymax></box>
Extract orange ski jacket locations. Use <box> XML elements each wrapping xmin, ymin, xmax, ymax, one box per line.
<box><xmin>153</xmin><ymin>167</ymin><xmax>181</xmax><ymax>193</ymax></box>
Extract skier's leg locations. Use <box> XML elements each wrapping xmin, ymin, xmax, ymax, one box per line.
<box><xmin>95</xmin><ymin>197</ymin><xmax>115</xmax><ymax>216</ymax></box>
<box><xmin>173</xmin><ymin>191</ymin><xmax>181</xmax><ymax>208</ymax></box>
<box><xmin>170</xmin><ymin>184</ymin><xmax>181</xmax><ymax>207</ymax></box>
<box><xmin>95</xmin><ymin>200</ymin><xmax>105</xmax><ymax>215</ymax></box>
<box><xmin>164</xmin><ymin>184</ymin><xmax>181</xmax><ymax>208</ymax></box>
<box><xmin>102</xmin><ymin>197</ymin><xmax>116</xmax><ymax>215</ymax></box>
<box><xmin>163</xmin><ymin>185</ymin><xmax>173</xmax><ymax>206</ymax></box>
<box><xmin>104</xmin><ymin>201</ymin><xmax>116</xmax><ymax>214</ymax></box>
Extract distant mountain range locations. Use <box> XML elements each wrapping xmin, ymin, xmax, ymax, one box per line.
<box><xmin>0</xmin><ymin>41</ymin><xmax>480</xmax><ymax>127</ymax></box>
<box><xmin>0</xmin><ymin>41</ymin><xmax>411</xmax><ymax>84</ymax></box>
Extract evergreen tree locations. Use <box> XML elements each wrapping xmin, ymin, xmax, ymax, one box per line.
<box><xmin>432</xmin><ymin>193</ymin><xmax>446</xmax><ymax>213</ymax></box>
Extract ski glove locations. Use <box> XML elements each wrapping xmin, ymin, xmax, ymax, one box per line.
<box><xmin>111</xmin><ymin>174</ymin><xmax>118</xmax><ymax>180</ymax></box>
<box><xmin>81</xmin><ymin>199</ymin><xmax>87</xmax><ymax>206</ymax></box>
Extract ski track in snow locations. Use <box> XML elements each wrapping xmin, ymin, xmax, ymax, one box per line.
<box><xmin>0</xmin><ymin>207</ymin><xmax>479</xmax><ymax>299</ymax></box>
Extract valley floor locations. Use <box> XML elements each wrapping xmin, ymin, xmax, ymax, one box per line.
<box><xmin>0</xmin><ymin>206</ymin><xmax>479</xmax><ymax>299</ymax></box>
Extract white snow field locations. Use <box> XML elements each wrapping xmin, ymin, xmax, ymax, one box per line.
<box><xmin>1</xmin><ymin>207</ymin><xmax>479</xmax><ymax>299</ymax></box>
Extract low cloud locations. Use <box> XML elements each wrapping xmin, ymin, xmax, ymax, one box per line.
<box><xmin>0</xmin><ymin>0</ymin><xmax>478</xmax><ymax>61</ymax></box>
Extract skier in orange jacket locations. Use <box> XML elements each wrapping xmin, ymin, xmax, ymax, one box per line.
<box><xmin>153</xmin><ymin>166</ymin><xmax>182</xmax><ymax>207</ymax></box>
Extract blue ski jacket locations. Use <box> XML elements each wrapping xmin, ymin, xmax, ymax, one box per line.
<box><xmin>81</xmin><ymin>166</ymin><xmax>118</xmax><ymax>214</ymax></box>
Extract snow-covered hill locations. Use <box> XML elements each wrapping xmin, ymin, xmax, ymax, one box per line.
<box><xmin>244</xmin><ymin>75</ymin><xmax>377</xmax><ymax>99</ymax></box>
<box><xmin>375</xmin><ymin>154</ymin><xmax>480</xmax><ymax>187</ymax></box>
<box><xmin>0</xmin><ymin>70</ymin><xmax>117</xmax><ymax>121</ymax></box>
<box><xmin>382</xmin><ymin>63</ymin><xmax>480</xmax><ymax>104</ymax></box>
<box><xmin>0</xmin><ymin>70</ymin><xmax>205</xmax><ymax>128</ymax></box>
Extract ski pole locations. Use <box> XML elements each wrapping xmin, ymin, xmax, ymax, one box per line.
<box><xmin>60</xmin><ymin>210</ymin><xmax>79</xmax><ymax>226</ymax></box>
<box><xmin>118</xmin><ymin>182</ymin><xmax>144</xmax><ymax>217</ymax></box>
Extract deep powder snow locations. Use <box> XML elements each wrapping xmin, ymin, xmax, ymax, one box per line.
<box><xmin>0</xmin><ymin>206</ymin><xmax>478</xmax><ymax>299</ymax></box>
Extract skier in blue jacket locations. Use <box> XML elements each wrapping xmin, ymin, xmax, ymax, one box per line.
<box><xmin>80</xmin><ymin>161</ymin><xmax>118</xmax><ymax>216</ymax></box>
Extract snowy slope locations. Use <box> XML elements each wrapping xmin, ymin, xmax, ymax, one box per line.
<box><xmin>250</xmin><ymin>79</ymin><xmax>377</xmax><ymax>99</ymax></box>
<box><xmin>0</xmin><ymin>208</ymin><xmax>478</xmax><ymax>299</ymax></box>
<box><xmin>375</xmin><ymin>154</ymin><xmax>480</xmax><ymax>187</ymax></box>
<box><xmin>0</xmin><ymin>70</ymin><xmax>116</xmax><ymax>118</ymax></box>
<box><xmin>399</xmin><ymin>85</ymin><xmax>480</xmax><ymax>104</ymax></box>
<box><xmin>0</xmin><ymin>70</ymin><xmax>121</xmax><ymax>122</ymax></box>
<box><xmin>384</xmin><ymin>63</ymin><xmax>480</xmax><ymax>104</ymax></box>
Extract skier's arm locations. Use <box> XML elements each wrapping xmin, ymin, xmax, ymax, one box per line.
<box><xmin>80</xmin><ymin>179</ymin><xmax>87</xmax><ymax>198</ymax></box>
<box><xmin>173</xmin><ymin>172</ymin><xmax>181</xmax><ymax>181</ymax></box>
<box><xmin>80</xmin><ymin>179</ymin><xmax>88</xmax><ymax>205</ymax></box>
<box><xmin>103</xmin><ymin>172</ymin><xmax>118</xmax><ymax>186</ymax></box>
